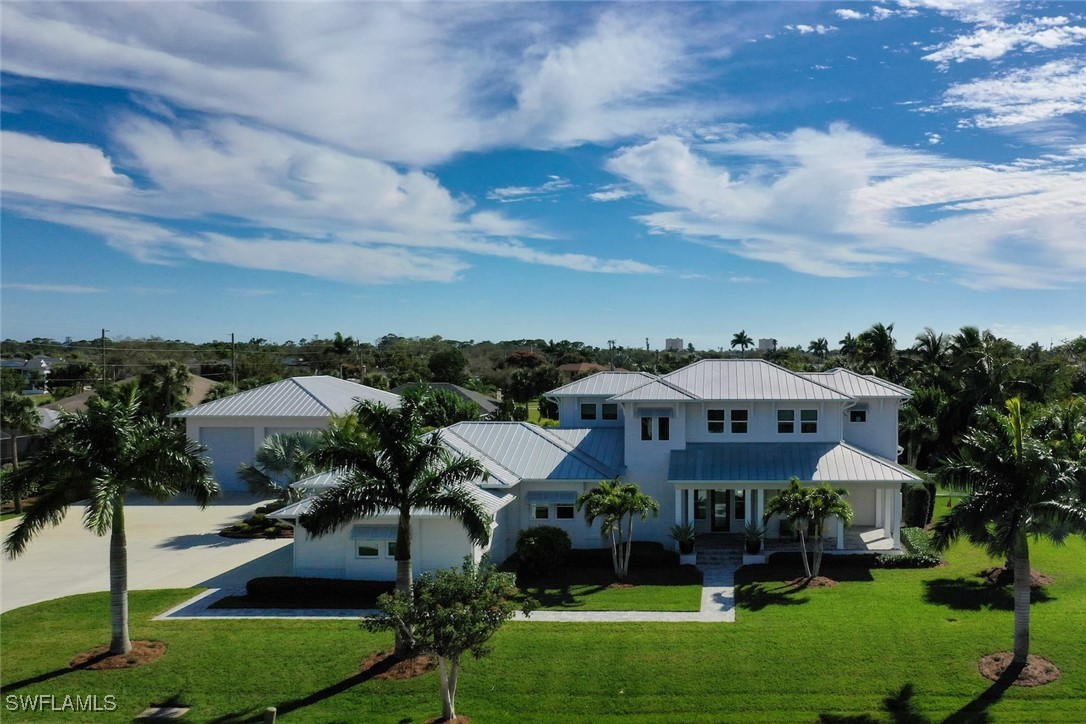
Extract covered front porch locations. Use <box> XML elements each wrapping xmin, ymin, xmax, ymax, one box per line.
<box><xmin>692</xmin><ymin>525</ymin><xmax>900</xmax><ymax>558</ymax></box>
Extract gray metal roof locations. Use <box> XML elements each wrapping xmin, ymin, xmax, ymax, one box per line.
<box><xmin>441</xmin><ymin>422</ymin><xmax>619</xmax><ymax>481</ymax></box>
<box><xmin>669</xmin><ymin>442</ymin><xmax>919</xmax><ymax>483</ymax></box>
<box><xmin>609</xmin><ymin>378</ymin><xmax>698</xmax><ymax>402</ymax></box>
<box><xmin>547</xmin><ymin>428</ymin><xmax>625</xmax><ymax>474</ymax></box>
<box><xmin>271</xmin><ymin>474</ymin><xmax>513</xmax><ymax>520</ymax></box>
<box><xmin>799</xmin><ymin>369</ymin><xmax>913</xmax><ymax>399</ymax></box>
<box><xmin>546</xmin><ymin>371</ymin><xmax>658</xmax><ymax>397</ymax></box>
<box><xmin>172</xmin><ymin>376</ymin><xmax>400</xmax><ymax>418</ymax></box>
<box><xmin>616</xmin><ymin>359</ymin><xmax>851</xmax><ymax>402</ymax></box>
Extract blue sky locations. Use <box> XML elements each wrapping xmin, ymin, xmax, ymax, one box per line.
<box><xmin>2</xmin><ymin>1</ymin><xmax>1083</xmax><ymax>350</ymax></box>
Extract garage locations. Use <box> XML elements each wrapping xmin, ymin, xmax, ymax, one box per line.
<box><xmin>199</xmin><ymin>426</ymin><xmax>255</xmax><ymax>492</ymax></box>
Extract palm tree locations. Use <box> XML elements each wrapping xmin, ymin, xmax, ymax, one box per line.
<box><xmin>909</xmin><ymin>327</ymin><xmax>949</xmax><ymax>389</ymax></box>
<box><xmin>238</xmin><ymin>430</ymin><xmax>322</xmax><ymax>503</ymax></box>
<box><xmin>137</xmin><ymin>360</ymin><xmax>192</xmax><ymax>422</ymax></box>
<box><xmin>4</xmin><ymin>388</ymin><xmax>217</xmax><ymax>655</ymax></box>
<box><xmin>933</xmin><ymin>398</ymin><xmax>1086</xmax><ymax>668</ymax></box>
<box><xmin>805</xmin><ymin>484</ymin><xmax>853</xmax><ymax>577</ymax></box>
<box><xmin>299</xmin><ymin>399</ymin><xmax>491</xmax><ymax>654</ymax></box>
<box><xmin>576</xmin><ymin>479</ymin><xmax>659</xmax><ymax>580</ymax></box>
<box><xmin>1</xmin><ymin>390</ymin><xmax>41</xmax><ymax>513</ymax></box>
<box><xmin>807</xmin><ymin>337</ymin><xmax>829</xmax><ymax>363</ymax></box>
<box><xmin>857</xmin><ymin>322</ymin><xmax>898</xmax><ymax>381</ymax></box>
<box><xmin>731</xmin><ymin>330</ymin><xmax>754</xmax><ymax>358</ymax></box>
<box><xmin>838</xmin><ymin>332</ymin><xmax>858</xmax><ymax>362</ymax></box>
<box><xmin>763</xmin><ymin>478</ymin><xmax>813</xmax><ymax>577</ymax></box>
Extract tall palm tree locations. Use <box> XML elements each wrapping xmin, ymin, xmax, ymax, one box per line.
<box><xmin>1</xmin><ymin>390</ymin><xmax>41</xmax><ymax>513</ymax></box>
<box><xmin>764</xmin><ymin>478</ymin><xmax>813</xmax><ymax>577</ymax></box>
<box><xmin>909</xmin><ymin>327</ymin><xmax>949</xmax><ymax>389</ymax></box>
<box><xmin>4</xmin><ymin>388</ymin><xmax>217</xmax><ymax>655</ymax></box>
<box><xmin>575</xmin><ymin>479</ymin><xmax>659</xmax><ymax>580</ymax></box>
<box><xmin>299</xmin><ymin>399</ymin><xmax>491</xmax><ymax>653</ymax></box>
<box><xmin>857</xmin><ymin>322</ymin><xmax>898</xmax><ymax>381</ymax></box>
<box><xmin>933</xmin><ymin>398</ymin><xmax>1086</xmax><ymax>668</ymax></box>
<box><xmin>238</xmin><ymin>430</ymin><xmax>322</xmax><ymax>503</ymax></box>
<box><xmin>730</xmin><ymin>330</ymin><xmax>754</xmax><ymax>358</ymax></box>
<box><xmin>137</xmin><ymin>360</ymin><xmax>193</xmax><ymax>422</ymax></box>
<box><xmin>805</xmin><ymin>484</ymin><xmax>853</xmax><ymax>577</ymax></box>
<box><xmin>807</xmin><ymin>337</ymin><xmax>829</xmax><ymax>363</ymax></box>
<box><xmin>838</xmin><ymin>332</ymin><xmax>858</xmax><ymax>362</ymax></box>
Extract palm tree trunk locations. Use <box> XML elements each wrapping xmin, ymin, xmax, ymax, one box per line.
<box><xmin>11</xmin><ymin>441</ymin><xmax>22</xmax><ymax>514</ymax></box>
<box><xmin>797</xmin><ymin>527</ymin><xmax>812</xmax><ymax>578</ymax></box>
<box><xmin>1012</xmin><ymin>532</ymin><xmax>1031</xmax><ymax>666</ymax></box>
<box><xmin>812</xmin><ymin>524</ymin><xmax>824</xmax><ymax>577</ymax></box>
<box><xmin>109</xmin><ymin>499</ymin><xmax>131</xmax><ymax>655</ymax></box>
<box><xmin>394</xmin><ymin>513</ymin><xmax>413</xmax><ymax>657</ymax></box>
<box><xmin>622</xmin><ymin>516</ymin><xmax>634</xmax><ymax>579</ymax></box>
<box><xmin>610</xmin><ymin>530</ymin><xmax>620</xmax><ymax>579</ymax></box>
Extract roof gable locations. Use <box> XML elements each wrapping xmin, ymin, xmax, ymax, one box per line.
<box><xmin>173</xmin><ymin>375</ymin><xmax>400</xmax><ymax>418</ymax></box>
<box><xmin>628</xmin><ymin>359</ymin><xmax>851</xmax><ymax>401</ymax></box>
<box><xmin>546</xmin><ymin>371</ymin><xmax>657</xmax><ymax>397</ymax></box>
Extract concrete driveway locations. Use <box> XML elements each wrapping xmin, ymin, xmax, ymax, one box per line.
<box><xmin>1</xmin><ymin>495</ymin><xmax>293</xmax><ymax>613</ymax></box>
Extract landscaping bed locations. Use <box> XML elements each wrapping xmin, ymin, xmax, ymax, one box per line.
<box><xmin>210</xmin><ymin>576</ymin><xmax>393</xmax><ymax>609</ymax></box>
<box><xmin>219</xmin><ymin>509</ymin><xmax>293</xmax><ymax>539</ymax></box>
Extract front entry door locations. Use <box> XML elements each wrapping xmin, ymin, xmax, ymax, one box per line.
<box><xmin>711</xmin><ymin>490</ymin><xmax>731</xmax><ymax>532</ymax></box>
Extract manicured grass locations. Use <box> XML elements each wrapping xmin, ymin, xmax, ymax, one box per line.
<box><xmin>0</xmin><ymin>511</ymin><xmax>21</xmax><ymax>522</ymax></box>
<box><xmin>3</xmin><ymin>538</ymin><xmax>1085</xmax><ymax>722</ymax></box>
<box><xmin>514</xmin><ymin>564</ymin><xmax>702</xmax><ymax>611</ymax></box>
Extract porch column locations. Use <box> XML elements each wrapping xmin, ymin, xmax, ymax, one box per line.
<box><xmin>892</xmin><ymin>489</ymin><xmax>903</xmax><ymax>548</ymax></box>
<box><xmin>874</xmin><ymin>488</ymin><xmax>885</xmax><ymax>528</ymax></box>
<box><xmin>884</xmin><ymin>487</ymin><xmax>894</xmax><ymax>539</ymax></box>
<box><xmin>675</xmin><ymin>488</ymin><xmax>684</xmax><ymax>526</ymax></box>
<box><xmin>687</xmin><ymin>488</ymin><xmax>696</xmax><ymax>526</ymax></box>
<box><xmin>836</xmin><ymin>516</ymin><xmax>844</xmax><ymax>550</ymax></box>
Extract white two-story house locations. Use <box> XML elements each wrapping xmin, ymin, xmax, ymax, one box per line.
<box><xmin>269</xmin><ymin>359</ymin><xmax>917</xmax><ymax>581</ymax></box>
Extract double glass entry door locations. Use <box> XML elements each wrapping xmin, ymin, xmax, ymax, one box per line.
<box><xmin>710</xmin><ymin>489</ymin><xmax>746</xmax><ymax>532</ymax></box>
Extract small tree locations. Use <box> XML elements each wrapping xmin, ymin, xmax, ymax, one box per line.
<box><xmin>364</xmin><ymin>558</ymin><xmax>532</xmax><ymax>721</ymax></box>
<box><xmin>806</xmin><ymin>483</ymin><xmax>853</xmax><ymax>577</ymax></box>
<box><xmin>576</xmin><ymin>479</ymin><xmax>659</xmax><ymax>580</ymax></box>
<box><xmin>238</xmin><ymin>430</ymin><xmax>322</xmax><ymax>503</ymax></box>
<box><xmin>763</xmin><ymin>478</ymin><xmax>814</xmax><ymax>577</ymax></box>
<box><xmin>0</xmin><ymin>390</ymin><xmax>41</xmax><ymax>513</ymax></box>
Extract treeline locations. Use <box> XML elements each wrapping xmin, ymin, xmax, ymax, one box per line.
<box><xmin>3</xmin><ymin>325</ymin><xmax>1084</xmax><ymax>470</ymax></box>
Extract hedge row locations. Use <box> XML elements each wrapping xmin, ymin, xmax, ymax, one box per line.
<box><xmin>245</xmin><ymin>576</ymin><xmax>394</xmax><ymax>606</ymax></box>
<box><xmin>875</xmin><ymin>528</ymin><xmax>942</xmax><ymax>568</ymax></box>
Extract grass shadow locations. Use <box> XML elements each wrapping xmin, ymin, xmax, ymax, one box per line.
<box><xmin>1</xmin><ymin>665</ymin><xmax>81</xmax><ymax>692</ymax></box>
<box><xmin>737</xmin><ymin>580</ymin><xmax>811</xmax><ymax>611</ymax></box>
<box><xmin>513</xmin><ymin>564</ymin><xmax>701</xmax><ymax>609</ymax></box>
<box><xmin>819</xmin><ymin>683</ymin><xmax>930</xmax><ymax>724</ymax></box>
<box><xmin>941</xmin><ymin>659</ymin><xmax>1024</xmax><ymax>724</ymax></box>
<box><xmin>922</xmin><ymin>578</ymin><xmax>1054</xmax><ymax>612</ymax></box>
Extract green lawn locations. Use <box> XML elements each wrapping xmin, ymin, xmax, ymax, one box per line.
<box><xmin>514</xmin><ymin>564</ymin><xmax>702</xmax><ymax>611</ymax></box>
<box><xmin>2</xmin><ymin>538</ymin><xmax>1084</xmax><ymax>722</ymax></box>
<box><xmin>0</xmin><ymin>511</ymin><xmax>21</xmax><ymax>522</ymax></box>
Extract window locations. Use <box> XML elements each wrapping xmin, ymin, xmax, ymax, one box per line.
<box><xmin>532</xmin><ymin>505</ymin><xmax>550</xmax><ymax>520</ymax></box>
<box><xmin>386</xmin><ymin>540</ymin><xmax>397</xmax><ymax>558</ymax></box>
<box><xmin>641</xmin><ymin>417</ymin><xmax>653</xmax><ymax>440</ymax></box>
<box><xmin>800</xmin><ymin>409</ymin><xmax>818</xmax><ymax>434</ymax></box>
<box><xmin>602</xmin><ymin>403</ymin><xmax>618</xmax><ymax>420</ymax></box>
<box><xmin>707</xmin><ymin>409</ymin><xmax>725</xmax><ymax>434</ymax></box>
<box><xmin>777</xmin><ymin>409</ymin><xmax>795</xmax><ymax>434</ymax></box>
<box><xmin>356</xmin><ymin>543</ymin><xmax>380</xmax><ymax>558</ymax></box>
<box><xmin>730</xmin><ymin>409</ymin><xmax>749</xmax><ymax>434</ymax></box>
<box><xmin>849</xmin><ymin>409</ymin><xmax>867</xmax><ymax>423</ymax></box>
<box><xmin>556</xmin><ymin>505</ymin><xmax>575</xmax><ymax>520</ymax></box>
<box><xmin>580</xmin><ymin>403</ymin><xmax>597</xmax><ymax>420</ymax></box>
<box><xmin>658</xmin><ymin>417</ymin><xmax>670</xmax><ymax>441</ymax></box>
<box><xmin>694</xmin><ymin>490</ymin><xmax>708</xmax><ymax>520</ymax></box>
<box><xmin>734</xmin><ymin>489</ymin><xmax>746</xmax><ymax>520</ymax></box>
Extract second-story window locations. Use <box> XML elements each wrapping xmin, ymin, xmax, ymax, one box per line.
<box><xmin>801</xmin><ymin>409</ymin><xmax>818</xmax><ymax>433</ymax></box>
<box><xmin>659</xmin><ymin>417</ymin><xmax>670</xmax><ymax>441</ymax></box>
<box><xmin>707</xmin><ymin>409</ymin><xmax>725</xmax><ymax>433</ymax></box>
<box><xmin>850</xmin><ymin>409</ymin><xmax>867</xmax><ymax>423</ymax></box>
<box><xmin>777</xmin><ymin>409</ymin><xmax>795</xmax><ymax>434</ymax></box>
<box><xmin>602</xmin><ymin>403</ymin><xmax>618</xmax><ymax>420</ymax></box>
<box><xmin>580</xmin><ymin>403</ymin><xmax>596</xmax><ymax>420</ymax></box>
<box><xmin>730</xmin><ymin>409</ymin><xmax>749</xmax><ymax>434</ymax></box>
<box><xmin>641</xmin><ymin>417</ymin><xmax>653</xmax><ymax>440</ymax></box>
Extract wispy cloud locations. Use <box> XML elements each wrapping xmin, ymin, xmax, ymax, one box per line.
<box><xmin>2</xmin><ymin>283</ymin><xmax>105</xmax><ymax>294</ymax></box>
<box><xmin>785</xmin><ymin>24</ymin><xmax>837</xmax><ymax>36</ymax></box>
<box><xmin>937</xmin><ymin>59</ymin><xmax>1086</xmax><ymax>129</ymax></box>
<box><xmin>922</xmin><ymin>16</ymin><xmax>1086</xmax><ymax>67</ymax></box>
<box><xmin>588</xmin><ymin>184</ymin><xmax>636</xmax><ymax>202</ymax></box>
<box><xmin>228</xmin><ymin>288</ymin><xmax>277</xmax><ymax>298</ymax></box>
<box><xmin>487</xmin><ymin>176</ymin><xmax>572</xmax><ymax>202</ymax></box>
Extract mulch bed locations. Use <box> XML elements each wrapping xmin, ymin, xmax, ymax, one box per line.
<box><xmin>786</xmin><ymin>576</ymin><xmax>839</xmax><ymax>588</ymax></box>
<box><xmin>980</xmin><ymin>567</ymin><xmax>1054</xmax><ymax>588</ymax></box>
<box><xmin>360</xmin><ymin>648</ymin><xmax>436</xmax><ymax>681</ymax></box>
<box><xmin>978</xmin><ymin>652</ymin><xmax>1061</xmax><ymax>686</ymax></box>
<box><xmin>69</xmin><ymin>640</ymin><xmax>167</xmax><ymax>670</ymax></box>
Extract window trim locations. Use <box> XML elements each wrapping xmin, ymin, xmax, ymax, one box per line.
<box><xmin>555</xmin><ymin>504</ymin><xmax>575</xmax><ymax>520</ymax></box>
<box><xmin>601</xmin><ymin>403</ymin><xmax>618</xmax><ymax>420</ymax></box>
<box><xmin>730</xmin><ymin>409</ymin><xmax>749</xmax><ymax>434</ymax></box>
<box><xmin>580</xmin><ymin>403</ymin><xmax>597</xmax><ymax>421</ymax></box>
<box><xmin>532</xmin><ymin>504</ymin><xmax>551</xmax><ymax>520</ymax></box>
<box><xmin>707</xmin><ymin>408</ymin><xmax>726</xmax><ymax>434</ymax></box>
<box><xmin>355</xmin><ymin>543</ymin><xmax>381</xmax><ymax>558</ymax></box>
<box><xmin>800</xmin><ymin>408</ymin><xmax>818</xmax><ymax>434</ymax></box>
<box><xmin>641</xmin><ymin>416</ymin><xmax>653</xmax><ymax>441</ymax></box>
<box><xmin>658</xmin><ymin>416</ymin><xmax>670</xmax><ymax>441</ymax></box>
<box><xmin>777</xmin><ymin>408</ymin><xmax>795</xmax><ymax>434</ymax></box>
<box><xmin>849</xmin><ymin>409</ymin><xmax>867</xmax><ymax>423</ymax></box>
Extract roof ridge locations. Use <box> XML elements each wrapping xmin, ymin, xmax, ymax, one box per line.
<box><xmin>618</xmin><ymin>374</ymin><xmax>699</xmax><ymax>400</ymax></box>
<box><xmin>290</xmin><ymin>376</ymin><xmax>342</xmax><ymax>414</ymax></box>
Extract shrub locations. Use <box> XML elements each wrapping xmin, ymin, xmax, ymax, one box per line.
<box><xmin>901</xmin><ymin>526</ymin><xmax>937</xmax><ymax>556</ymax></box>
<box><xmin>875</xmin><ymin>527</ymin><xmax>941</xmax><ymax>568</ymax></box>
<box><xmin>902</xmin><ymin>484</ymin><xmax>930</xmax><ymax>528</ymax></box>
<box><xmin>516</xmin><ymin>525</ymin><xmax>572</xmax><ymax>577</ymax></box>
<box><xmin>566</xmin><ymin>541</ymin><xmax>678</xmax><ymax>569</ymax></box>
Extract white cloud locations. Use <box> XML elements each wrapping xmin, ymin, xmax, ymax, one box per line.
<box><xmin>834</xmin><ymin>9</ymin><xmax>866</xmax><ymax>21</ymax></box>
<box><xmin>926</xmin><ymin>132</ymin><xmax>942</xmax><ymax>144</ymax></box>
<box><xmin>606</xmin><ymin>125</ymin><xmax>1086</xmax><ymax>289</ymax></box>
<box><xmin>487</xmin><ymin>176</ymin><xmax>572</xmax><ymax>202</ymax></box>
<box><xmin>938</xmin><ymin>59</ymin><xmax>1086</xmax><ymax>128</ymax></box>
<box><xmin>923</xmin><ymin>16</ymin><xmax>1086</xmax><ymax>66</ymax></box>
<box><xmin>786</xmin><ymin>24</ymin><xmax>837</xmax><ymax>35</ymax></box>
<box><xmin>588</xmin><ymin>185</ymin><xmax>636</xmax><ymax>202</ymax></box>
<box><xmin>2</xmin><ymin>283</ymin><xmax>105</xmax><ymax>294</ymax></box>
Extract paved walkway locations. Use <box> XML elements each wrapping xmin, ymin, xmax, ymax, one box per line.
<box><xmin>156</xmin><ymin>558</ymin><xmax>739</xmax><ymax>623</ymax></box>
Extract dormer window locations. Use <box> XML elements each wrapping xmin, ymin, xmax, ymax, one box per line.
<box><xmin>602</xmin><ymin>403</ymin><xmax>618</xmax><ymax>420</ymax></box>
<box><xmin>580</xmin><ymin>403</ymin><xmax>596</xmax><ymax>420</ymax></box>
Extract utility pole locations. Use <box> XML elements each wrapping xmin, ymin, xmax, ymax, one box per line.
<box><xmin>231</xmin><ymin>332</ymin><xmax>237</xmax><ymax>389</ymax></box>
<box><xmin>608</xmin><ymin>340</ymin><xmax>616</xmax><ymax>371</ymax></box>
<box><xmin>100</xmin><ymin>328</ymin><xmax>108</xmax><ymax>384</ymax></box>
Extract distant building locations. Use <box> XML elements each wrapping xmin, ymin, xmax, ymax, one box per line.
<box><xmin>758</xmin><ymin>338</ymin><xmax>777</xmax><ymax>352</ymax></box>
<box><xmin>665</xmin><ymin>338</ymin><xmax>684</xmax><ymax>352</ymax></box>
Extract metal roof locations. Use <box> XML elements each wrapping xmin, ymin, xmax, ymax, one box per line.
<box><xmin>669</xmin><ymin>442</ymin><xmax>919</xmax><ymax>483</ymax></box>
<box><xmin>441</xmin><ymin>421</ymin><xmax>619</xmax><ymax>481</ymax></box>
<box><xmin>546</xmin><ymin>371</ymin><xmax>658</xmax><ymax>397</ymax></box>
<box><xmin>616</xmin><ymin>359</ymin><xmax>851</xmax><ymax>402</ymax></box>
<box><xmin>271</xmin><ymin>476</ymin><xmax>514</xmax><ymax>520</ymax></box>
<box><xmin>799</xmin><ymin>369</ymin><xmax>913</xmax><ymax>399</ymax></box>
<box><xmin>546</xmin><ymin>428</ymin><xmax>625</xmax><ymax>474</ymax></box>
<box><xmin>172</xmin><ymin>376</ymin><xmax>400</xmax><ymax>418</ymax></box>
<box><xmin>609</xmin><ymin>378</ymin><xmax>698</xmax><ymax>402</ymax></box>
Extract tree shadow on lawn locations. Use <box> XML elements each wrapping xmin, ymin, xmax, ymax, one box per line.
<box><xmin>922</xmin><ymin>578</ymin><xmax>1054</xmax><ymax>612</ymax></box>
<box><xmin>736</xmin><ymin>553</ymin><xmax>875</xmax><ymax>611</ymax></box>
<box><xmin>205</xmin><ymin>654</ymin><xmax>402</xmax><ymax>724</ymax></box>
<box><xmin>819</xmin><ymin>682</ymin><xmax>933</xmax><ymax>724</ymax></box>
<box><xmin>515</xmin><ymin>565</ymin><xmax>701</xmax><ymax>609</ymax></box>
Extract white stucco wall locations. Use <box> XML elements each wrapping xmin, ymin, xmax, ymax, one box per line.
<box><xmin>841</xmin><ymin>398</ymin><xmax>902</xmax><ymax>461</ymax></box>
<box><xmin>557</xmin><ymin>397</ymin><xmax>625</xmax><ymax>429</ymax></box>
<box><xmin>683</xmin><ymin>401</ymin><xmax>846</xmax><ymax>444</ymax></box>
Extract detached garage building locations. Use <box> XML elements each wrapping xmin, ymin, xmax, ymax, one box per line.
<box><xmin>172</xmin><ymin>376</ymin><xmax>399</xmax><ymax>492</ymax></box>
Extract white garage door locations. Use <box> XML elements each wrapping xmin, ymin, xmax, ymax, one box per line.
<box><xmin>200</xmin><ymin>427</ymin><xmax>255</xmax><ymax>493</ymax></box>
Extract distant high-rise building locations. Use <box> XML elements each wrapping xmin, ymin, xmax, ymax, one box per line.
<box><xmin>758</xmin><ymin>338</ymin><xmax>777</xmax><ymax>352</ymax></box>
<box><xmin>665</xmin><ymin>338</ymin><xmax>684</xmax><ymax>352</ymax></box>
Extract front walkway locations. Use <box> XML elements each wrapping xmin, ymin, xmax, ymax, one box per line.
<box><xmin>157</xmin><ymin>556</ymin><xmax>740</xmax><ymax>623</ymax></box>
